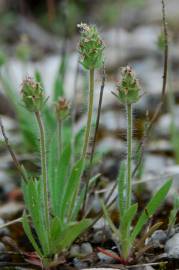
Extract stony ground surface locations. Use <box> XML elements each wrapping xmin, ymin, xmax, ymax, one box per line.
<box><xmin>0</xmin><ymin>0</ymin><xmax>179</xmax><ymax>269</ymax></box>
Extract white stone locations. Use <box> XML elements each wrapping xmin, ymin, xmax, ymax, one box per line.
<box><xmin>165</xmin><ymin>233</ymin><xmax>179</xmax><ymax>259</ymax></box>
<box><xmin>0</xmin><ymin>202</ymin><xmax>23</xmax><ymax>219</ymax></box>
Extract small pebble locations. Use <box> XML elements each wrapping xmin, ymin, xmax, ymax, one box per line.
<box><xmin>0</xmin><ymin>202</ymin><xmax>24</xmax><ymax>219</ymax></box>
<box><xmin>97</xmin><ymin>250</ymin><xmax>115</xmax><ymax>263</ymax></box>
<box><xmin>92</xmin><ymin>231</ymin><xmax>106</xmax><ymax>244</ymax></box>
<box><xmin>70</xmin><ymin>244</ymin><xmax>80</xmax><ymax>257</ymax></box>
<box><xmin>70</xmin><ymin>242</ymin><xmax>93</xmax><ymax>258</ymax></box>
<box><xmin>93</xmin><ymin>218</ymin><xmax>105</xmax><ymax>230</ymax></box>
<box><xmin>81</xmin><ymin>242</ymin><xmax>93</xmax><ymax>256</ymax></box>
<box><xmin>148</xmin><ymin>230</ymin><xmax>167</xmax><ymax>248</ymax></box>
<box><xmin>73</xmin><ymin>258</ymin><xmax>88</xmax><ymax>269</ymax></box>
<box><xmin>165</xmin><ymin>233</ymin><xmax>179</xmax><ymax>259</ymax></box>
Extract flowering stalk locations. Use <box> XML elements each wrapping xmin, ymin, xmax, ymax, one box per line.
<box><xmin>55</xmin><ymin>97</ymin><xmax>69</xmax><ymax>158</ymax></box>
<box><xmin>77</xmin><ymin>23</ymin><xmax>105</xmax><ymax>159</ymax></box>
<box><xmin>116</xmin><ymin>66</ymin><xmax>141</xmax><ymax>211</ymax></box>
<box><xmin>115</xmin><ymin>66</ymin><xmax>141</xmax><ymax>258</ymax></box>
<box><xmin>126</xmin><ymin>103</ymin><xmax>132</xmax><ymax>209</ymax></box>
<box><xmin>35</xmin><ymin>111</ymin><xmax>50</xmax><ymax>232</ymax></box>
<box><xmin>21</xmin><ymin>77</ymin><xmax>50</xmax><ymax>232</ymax></box>
<box><xmin>82</xmin><ymin>69</ymin><xmax>94</xmax><ymax>158</ymax></box>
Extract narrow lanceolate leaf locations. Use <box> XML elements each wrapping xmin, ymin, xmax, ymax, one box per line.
<box><xmin>49</xmin><ymin>216</ymin><xmax>62</xmax><ymax>254</ymax></box>
<box><xmin>22</xmin><ymin>179</ymin><xmax>49</xmax><ymax>255</ymax></box>
<box><xmin>71</xmin><ymin>187</ymin><xmax>85</xmax><ymax>222</ymax></box>
<box><xmin>120</xmin><ymin>203</ymin><xmax>138</xmax><ymax>237</ymax></box>
<box><xmin>61</xmin><ymin>159</ymin><xmax>84</xmax><ymax>222</ymax></box>
<box><xmin>100</xmin><ymin>199</ymin><xmax>118</xmax><ymax>236</ymax></box>
<box><xmin>50</xmin><ymin>219</ymin><xmax>91</xmax><ymax>254</ymax></box>
<box><xmin>51</xmin><ymin>144</ymin><xmax>71</xmax><ymax>217</ymax></box>
<box><xmin>119</xmin><ymin>203</ymin><xmax>138</xmax><ymax>259</ymax></box>
<box><xmin>47</xmin><ymin>136</ymin><xmax>58</xmax><ymax>184</ymax></box>
<box><xmin>130</xmin><ymin>179</ymin><xmax>172</xmax><ymax>245</ymax></box>
<box><xmin>22</xmin><ymin>212</ymin><xmax>43</xmax><ymax>257</ymax></box>
<box><xmin>118</xmin><ymin>161</ymin><xmax>126</xmax><ymax>218</ymax></box>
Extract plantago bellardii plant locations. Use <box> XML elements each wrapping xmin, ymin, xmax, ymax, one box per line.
<box><xmin>117</xmin><ymin>66</ymin><xmax>141</xmax><ymax>210</ymax></box>
<box><xmin>77</xmin><ymin>23</ymin><xmax>105</xmax><ymax>216</ymax></box>
<box><xmin>102</xmin><ymin>66</ymin><xmax>172</xmax><ymax>262</ymax></box>
<box><xmin>77</xmin><ymin>23</ymin><xmax>105</xmax><ymax>159</ymax></box>
<box><xmin>0</xmin><ymin>24</ymin><xmax>105</xmax><ymax>265</ymax></box>
<box><xmin>18</xmin><ymin>77</ymin><xmax>91</xmax><ymax>267</ymax></box>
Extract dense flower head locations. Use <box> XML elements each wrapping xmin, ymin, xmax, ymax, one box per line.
<box><xmin>55</xmin><ymin>97</ymin><xmax>70</xmax><ymax>121</ymax></box>
<box><xmin>116</xmin><ymin>66</ymin><xmax>141</xmax><ymax>104</ymax></box>
<box><xmin>21</xmin><ymin>77</ymin><xmax>46</xmax><ymax>112</ymax></box>
<box><xmin>77</xmin><ymin>23</ymin><xmax>105</xmax><ymax>70</ymax></box>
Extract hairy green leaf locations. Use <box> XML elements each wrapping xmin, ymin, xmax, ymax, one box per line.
<box><xmin>119</xmin><ymin>203</ymin><xmax>138</xmax><ymax>258</ymax></box>
<box><xmin>120</xmin><ymin>203</ymin><xmax>138</xmax><ymax>236</ymax></box>
<box><xmin>50</xmin><ymin>219</ymin><xmax>91</xmax><ymax>253</ymax></box>
<box><xmin>100</xmin><ymin>199</ymin><xmax>118</xmax><ymax>236</ymax></box>
<box><xmin>22</xmin><ymin>179</ymin><xmax>49</xmax><ymax>255</ymax></box>
<box><xmin>22</xmin><ymin>212</ymin><xmax>43</xmax><ymax>257</ymax></box>
<box><xmin>130</xmin><ymin>179</ymin><xmax>172</xmax><ymax>245</ymax></box>
<box><xmin>61</xmin><ymin>159</ymin><xmax>84</xmax><ymax>221</ymax></box>
<box><xmin>51</xmin><ymin>144</ymin><xmax>71</xmax><ymax>217</ymax></box>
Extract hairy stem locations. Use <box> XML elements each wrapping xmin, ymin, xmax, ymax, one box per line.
<box><xmin>126</xmin><ymin>104</ymin><xmax>132</xmax><ymax>209</ymax></box>
<box><xmin>82</xmin><ymin>64</ymin><xmax>105</xmax><ymax>216</ymax></box>
<box><xmin>82</xmin><ymin>69</ymin><xmax>94</xmax><ymax>159</ymax></box>
<box><xmin>120</xmin><ymin>104</ymin><xmax>133</xmax><ymax>260</ymax></box>
<box><xmin>35</xmin><ymin>112</ymin><xmax>50</xmax><ymax>231</ymax></box>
